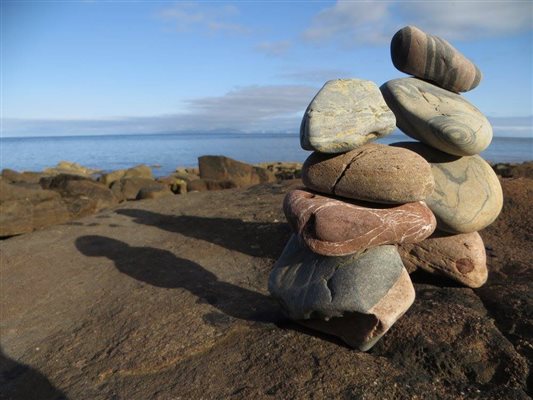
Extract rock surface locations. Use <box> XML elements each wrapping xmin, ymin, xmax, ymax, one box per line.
<box><xmin>100</xmin><ymin>164</ymin><xmax>153</xmax><ymax>187</ymax></box>
<box><xmin>187</xmin><ymin>178</ymin><xmax>238</xmax><ymax>192</ymax></box>
<box><xmin>399</xmin><ymin>231</ymin><xmax>488</xmax><ymax>288</ymax></box>
<box><xmin>302</xmin><ymin>143</ymin><xmax>434</xmax><ymax>204</ymax></box>
<box><xmin>0</xmin><ymin>178</ymin><xmax>530</xmax><ymax>399</ymax></box>
<box><xmin>300</xmin><ymin>79</ymin><xmax>396</xmax><ymax>153</ymax></box>
<box><xmin>393</xmin><ymin>142</ymin><xmax>503</xmax><ymax>233</ymax></box>
<box><xmin>198</xmin><ymin>155</ymin><xmax>276</xmax><ymax>187</ymax></box>
<box><xmin>269</xmin><ymin>236</ymin><xmax>414</xmax><ymax>350</ymax></box>
<box><xmin>43</xmin><ymin>161</ymin><xmax>100</xmax><ymax>177</ymax></box>
<box><xmin>110</xmin><ymin>177</ymin><xmax>158</xmax><ymax>201</ymax></box>
<box><xmin>391</xmin><ymin>25</ymin><xmax>482</xmax><ymax>92</ymax></box>
<box><xmin>284</xmin><ymin>189</ymin><xmax>436</xmax><ymax>256</ymax></box>
<box><xmin>381</xmin><ymin>78</ymin><xmax>492</xmax><ymax>156</ymax></box>
<box><xmin>1</xmin><ymin>169</ymin><xmax>48</xmax><ymax>184</ymax></box>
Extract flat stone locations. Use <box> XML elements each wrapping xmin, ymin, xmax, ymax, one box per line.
<box><xmin>300</xmin><ymin>79</ymin><xmax>396</xmax><ymax>153</ymax></box>
<box><xmin>381</xmin><ymin>78</ymin><xmax>492</xmax><ymax>156</ymax></box>
<box><xmin>393</xmin><ymin>142</ymin><xmax>503</xmax><ymax>233</ymax></box>
<box><xmin>391</xmin><ymin>25</ymin><xmax>482</xmax><ymax>93</ymax></box>
<box><xmin>269</xmin><ymin>236</ymin><xmax>414</xmax><ymax>350</ymax></box>
<box><xmin>198</xmin><ymin>156</ymin><xmax>276</xmax><ymax>187</ymax></box>
<box><xmin>284</xmin><ymin>189</ymin><xmax>436</xmax><ymax>256</ymax></box>
<box><xmin>399</xmin><ymin>231</ymin><xmax>488</xmax><ymax>288</ymax></box>
<box><xmin>302</xmin><ymin>143</ymin><xmax>434</xmax><ymax>204</ymax></box>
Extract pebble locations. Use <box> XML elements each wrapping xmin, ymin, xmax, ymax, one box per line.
<box><xmin>283</xmin><ymin>189</ymin><xmax>436</xmax><ymax>256</ymax></box>
<box><xmin>399</xmin><ymin>231</ymin><xmax>488</xmax><ymax>288</ymax></box>
<box><xmin>300</xmin><ymin>79</ymin><xmax>396</xmax><ymax>153</ymax></box>
<box><xmin>381</xmin><ymin>78</ymin><xmax>492</xmax><ymax>156</ymax></box>
<box><xmin>392</xmin><ymin>142</ymin><xmax>503</xmax><ymax>233</ymax></box>
<box><xmin>391</xmin><ymin>25</ymin><xmax>482</xmax><ymax>93</ymax></box>
<box><xmin>302</xmin><ymin>143</ymin><xmax>435</xmax><ymax>204</ymax></box>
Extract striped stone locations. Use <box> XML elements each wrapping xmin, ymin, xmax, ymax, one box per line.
<box><xmin>391</xmin><ymin>25</ymin><xmax>482</xmax><ymax>93</ymax></box>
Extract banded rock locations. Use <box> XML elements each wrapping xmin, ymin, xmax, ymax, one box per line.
<box><xmin>391</xmin><ymin>25</ymin><xmax>482</xmax><ymax>93</ymax></box>
<box><xmin>381</xmin><ymin>78</ymin><xmax>492</xmax><ymax>156</ymax></box>
<box><xmin>302</xmin><ymin>143</ymin><xmax>434</xmax><ymax>204</ymax></box>
<box><xmin>268</xmin><ymin>236</ymin><xmax>415</xmax><ymax>350</ymax></box>
<box><xmin>284</xmin><ymin>189</ymin><xmax>436</xmax><ymax>256</ymax></box>
<box><xmin>300</xmin><ymin>79</ymin><xmax>396</xmax><ymax>153</ymax></box>
<box><xmin>399</xmin><ymin>231</ymin><xmax>487</xmax><ymax>288</ymax></box>
<box><xmin>393</xmin><ymin>142</ymin><xmax>503</xmax><ymax>233</ymax></box>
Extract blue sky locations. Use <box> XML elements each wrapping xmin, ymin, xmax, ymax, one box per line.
<box><xmin>2</xmin><ymin>1</ymin><xmax>532</xmax><ymax>137</ymax></box>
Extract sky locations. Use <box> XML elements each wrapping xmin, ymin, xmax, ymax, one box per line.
<box><xmin>1</xmin><ymin>0</ymin><xmax>532</xmax><ymax>137</ymax></box>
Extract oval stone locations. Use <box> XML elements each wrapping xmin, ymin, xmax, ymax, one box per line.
<box><xmin>399</xmin><ymin>231</ymin><xmax>488</xmax><ymax>288</ymax></box>
<box><xmin>283</xmin><ymin>189</ymin><xmax>436</xmax><ymax>256</ymax></box>
<box><xmin>391</xmin><ymin>25</ymin><xmax>482</xmax><ymax>93</ymax></box>
<box><xmin>392</xmin><ymin>142</ymin><xmax>503</xmax><ymax>233</ymax></box>
<box><xmin>302</xmin><ymin>143</ymin><xmax>434</xmax><ymax>204</ymax></box>
<box><xmin>300</xmin><ymin>79</ymin><xmax>396</xmax><ymax>153</ymax></box>
<box><xmin>381</xmin><ymin>78</ymin><xmax>492</xmax><ymax>156</ymax></box>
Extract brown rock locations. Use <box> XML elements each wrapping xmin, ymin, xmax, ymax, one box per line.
<box><xmin>284</xmin><ymin>189</ymin><xmax>436</xmax><ymax>256</ymax></box>
<box><xmin>157</xmin><ymin>176</ymin><xmax>187</xmax><ymax>194</ymax></box>
<box><xmin>110</xmin><ymin>177</ymin><xmax>157</xmax><ymax>201</ymax></box>
<box><xmin>302</xmin><ymin>143</ymin><xmax>434</xmax><ymax>204</ymax></box>
<box><xmin>391</xmin><ymin>25</ymin><xmax>482</xmax><ymax>92</ymax></box>
<box><xmin>1</xmin><ymin>169</ymin><xmax>48</xmax><ymax>184</ymax></box>
<box><xmin>399</xmin><ymin>231</ymin><xmax>488</xmax><ymax>288</ymax></box>
<box><xmin>187</xmin><ymin>179</ymin><xmax>237</xmax><ymax>192</ymax></box>
<box><xmin>198</xmin><ymin>156</ymin><xmax>276</xmax><ymax>187</ymax></box>
<box><xmin>100</xmin><ymin>164</ymin><xmax>153</xmax><ymax>187</ymax></box>
<box><xmin>43</xmin><ymin>161</ymin><xmax>100</xmax><ymax>177</ymax></box>
<box><xmin>136</xmin><ymin>185</ymin><xmax>174</xmax><ymax>200</ymax></box>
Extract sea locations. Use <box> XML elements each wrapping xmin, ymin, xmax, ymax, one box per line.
<box><xmin>1</xmin><ymin>132</ymin><xmax>532</xmax><ymax>178</ymax></box>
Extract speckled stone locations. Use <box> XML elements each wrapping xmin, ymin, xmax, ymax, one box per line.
<box><xmin>399</xmin><ymin>231</ymin><xmax>488</xmax><ymax>288</ymax></box>
<box><xmin>381</xmin><ymin>78</ymin><xmax>492</xmax><ymax>156</ymax></box>
<box><xmin>302</xmin><ymin>143</ymin><xmax>434</xmax><ymax>204</ymax></box>
<box><xmin>284</xmin><ymin>189</ymin><xmax>436</xmax><ymax>256</ymax></box>
<box><xmin>391</xmin><ymin>25</ymin><xmax>482</xmax><ymax>93</ymax></box>
<box><xmin>268</xmin><ymin>236</ymin><xmax>415</xmax><ymax>351</ymax></box>
<box><xmin>392</xmin><ymin>142</ymin><xmax>503</xmax><ymax>233</ymax></box>
<box><xmin>300</xmin><ymin>79</ymin><xmax>396</xmax><ymax>153</ymax></box>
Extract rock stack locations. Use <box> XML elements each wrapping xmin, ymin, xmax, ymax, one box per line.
<box><xmin>268</xmin><ymin>26</ymin><xmax>502</xmax><ymax>351</ymax></box>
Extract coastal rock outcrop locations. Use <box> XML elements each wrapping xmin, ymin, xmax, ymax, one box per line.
<box><xmin>198</xmin><ymin>155</ymin><xmax>276</xmax><ymax>187</ymax></box>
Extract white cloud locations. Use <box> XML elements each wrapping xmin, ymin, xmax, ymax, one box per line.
<box><xmin>157</xmin><ymin>2</ymin><xmax>249</xmax><ymax>34</ymax></box>
<box><xmin>3</xmin><ymin>85</ymin><xmax>319</xmax><ymax>136</ymax></box>
<box><xmin>303</xmin><ymin>0</ymin><xmax>533</xmax><ymax>46</ymax></box>
<box><xmin>254</xmin><ymin>40</ymin><xmax>292</xmax><ymax>57</ymax></box>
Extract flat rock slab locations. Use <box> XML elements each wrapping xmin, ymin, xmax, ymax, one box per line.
<box><xmin>269</xmin><ymin>236</ymin><xmax>414</xmax><ymax>350</ymax></box>
<box><xmin>0</xmin><ymin>179</ymin><xmax>529</xmax><ymax>399</ymax></box>
<box><xmin>300</xmin><ymin>79</ymin><xmax>396</xmax><ymax>153</ymax></box>
<box><xmin>391</xmin><ymin>25</ymin><xmax>482</xmax><ymax>92</ymax></box>
<box><xmin>284</xmin><ymin>189</ymin><xmax>436</xmax><ymax>256</ymax></box>
<box><xmin>400</xmin><ymin>231</ymin><xmax>488</xmax><ymax>288</ymax></box>
<box><xmin>393</xmin><ymin>142</ymin><xmax>503</xmax><ymax>233</ymax></box>
<box><xmin>302</xmin><ymin>143</ymin><xmax>434</xmax><ymax>204</ymax></box>
<box><xmin>382</xmin><ymin>78</ymin><xmax>492</xmax><ymax>156</ymax></box>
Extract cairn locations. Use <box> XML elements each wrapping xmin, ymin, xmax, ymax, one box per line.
<box><xmin>268</xmin><ymin>26</ymin><xmax>502</xmax><ymax>351</ymax></box>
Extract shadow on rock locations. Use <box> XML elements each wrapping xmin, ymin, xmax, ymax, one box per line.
<box><xmin>75</xmin><ymin>235</ymin><xmax>283</xmax><ymax>324</ymax></box>
<box><xmin>0</xmin><ymin>348</ymin><xmax>68</xmax><ymax>400</ymax></box>
<box><xmin>114</xmin><ymin>209</ymin><xmax>291</xmax><ymax>259</ymax></box>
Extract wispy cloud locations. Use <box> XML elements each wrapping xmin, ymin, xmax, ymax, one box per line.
<box><xmin>3</xmin><ymin>85</ymin><xmax>319</xmax><ymax>136</ymax></box>
<box><xmin>157</xmin><ymin>2</ymin><xmax>249</xmax><ymax>35</ymax></box>
<box><xmin>303</xmin><ymin>0</ymin><xmax>533</xmax><ymax>46</ymax></box>
<box><xmin>254</xmin><ymin>40</ymin><xmax>292</xmax><ymax>57</ymax></box>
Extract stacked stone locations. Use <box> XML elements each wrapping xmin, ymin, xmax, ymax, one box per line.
<box><xmin>382</xmin><ymin>26</ymin><xmax>503</xmax><ymax>288</ymax></box>
<box><xmin>268</xmin><ymin>26</ymin><xmax>503</xmax><ymax>351</ymax></box>
<box><xmin>269</xmin><ymin>78</ymin><xmax>439</xmax><ymax>351</ymax></box>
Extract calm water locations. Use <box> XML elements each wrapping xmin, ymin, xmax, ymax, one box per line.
<box><xmin>1</xmin><ymin>132</ymin><xmax>532</xmax><ymax>177</ymax></box>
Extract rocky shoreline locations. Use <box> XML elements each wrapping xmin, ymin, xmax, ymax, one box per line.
<box><xmin>0</xmin><ymin>157</ymin><xmax>528</xmax><ymax>238</ymax></box>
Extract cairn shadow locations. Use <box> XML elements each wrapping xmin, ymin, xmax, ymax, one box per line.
<box><xmin>0</xmin><ymin>348</ymin><xmax>68</xmax><ymax>400</ymax></box>
<box><xmin>114</xmin><ymin>209</ymin><xmax>291</xmax><ymax>259</ymax></box>
<box><xmin>75</xmin><ymin>235</ymin><xmax>283</xmax><ymax>324</ymax></box>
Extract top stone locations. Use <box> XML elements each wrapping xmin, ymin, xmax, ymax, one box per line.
<box><xmin>391</xmin><ymin>25</ymin><xmax>482</xmax><ymax>93</ymax></box>
<box><xmin>300</xmin><ymin>79</ymin><xmax>396</xmax><ymax>153</ymax></box>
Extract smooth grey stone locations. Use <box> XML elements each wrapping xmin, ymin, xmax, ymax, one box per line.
<box><xmin>392</xmin><ymin>142</ymin><xmax>503</xmax><ymax>233</ymax></box>
<box><xmin>268</xmin><ymin>236</ymin><xmax>403</xmax><ymax>320</ymax></box>
<box><xmin>300</xmin><ymin>79</ymin><xmax>396</xmax><ymax>153</ymax></box>
<box><xmin>381</xmin><ymin>78</ymin><xmax>492</xmax><ymax>156</ymax></box>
